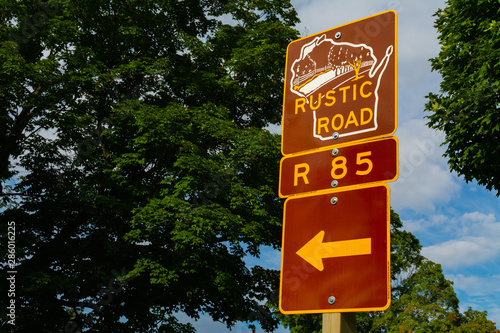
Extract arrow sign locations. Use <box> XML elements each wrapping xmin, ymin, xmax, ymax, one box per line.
<box><xmin>296</xmin><ymin>231</ymin><xmax>371</xmax><ymax>271</ymax></box>
<box><xmin>279</xmin><ymin>184</ymin><xmax>390</xmax><ymax>314</ymax></box>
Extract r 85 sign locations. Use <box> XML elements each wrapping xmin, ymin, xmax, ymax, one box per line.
<box><xmin>279</xmin><ymin>137</ymin><xmax>398</xmax><ymax>197</ymax></box>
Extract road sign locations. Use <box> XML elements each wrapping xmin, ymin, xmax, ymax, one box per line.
<box><xmin>279</xmin><ymin>136</ymin><xmax>398</xmax><ymax>197</ymax></box>
<box><xmin>279</xmin><ymin>184</ymin><xmax>390</xmax><ymax>314</ymax></box>
<box><xmin>281</xmin><ymin>10</ymin><xmax>397</xmax><ymax>155</ymax></box>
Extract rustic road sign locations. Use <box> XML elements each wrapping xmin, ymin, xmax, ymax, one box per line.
<box><xmin>279</xmin><ymin>184</ymin><xmax>391</xmax><ymax>314</ymax></box>
<box><xmin>279</xmin><ymin>136</ymin><xmax>398</xmax><ymax>198</ymax></box>
<box><xmin>281</xmin><ymin>10</ymin><xmax>397</xmax><ymax>155</ymax></box>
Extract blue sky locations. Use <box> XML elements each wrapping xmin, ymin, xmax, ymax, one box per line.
<box><xmin>186</xmin><ymin>0</ymin><xmax>500</xmax><ymax>331</ymax></box>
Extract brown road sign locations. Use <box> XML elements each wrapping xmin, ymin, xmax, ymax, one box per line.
<box><xmin>281</xmin><ymin>10</ymin><xmax>397</xmax><ymax>155</ymax></box>
<box><xmin>279</xmin><ymin>137</ymin><xmax>398</xmax><ymax>198</ymax></box>
<box><xmin>279</xmin><ymin>184</ymin><xmax>391</xmax><ymax>314</ymax></box>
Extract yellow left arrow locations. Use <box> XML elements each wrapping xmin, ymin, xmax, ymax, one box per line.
<box><xmin>296</xmin><ymin>231</ymin><xmax>371</xmax><ymax>271</ymax></box>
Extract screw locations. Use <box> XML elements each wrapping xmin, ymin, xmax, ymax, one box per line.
<box><xmin>328</xmin><ymin>296</ymin><xmax>336</xmax><ymax>304</ymax></box>
<box><xmin>335</xmin><ymin>32</ymin><xmax>341</xmax><ymax>39</ymax></box>
<box><xmin>330</xmin><ymin>197</ymin><xmax>338</xmax><ymax>205</ymax></box>
<box><xmin>331</xmin><ymin>180</ymin><xmax>338</xmax><ymax>188</ymax></box>
<box><xmin>331</xmin><ymin>148</ymin><xmax>339</xmax><ymax>156</ymax></box>
<box><xmin>332</xmin><ymin>132</ymin><xmax>339</xmax><ymax>140</ymax></box>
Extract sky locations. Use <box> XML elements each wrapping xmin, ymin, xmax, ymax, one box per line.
<box><xmin>187</xmin><ymin>0</ymin><xmax>500</xmax><ymax>331</ymax></box>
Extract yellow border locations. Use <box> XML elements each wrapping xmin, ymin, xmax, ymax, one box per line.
<box><xmin>278</xmin><ymin>136</ymin><xmax>399</xmax><ymax>198</ymax></box>
<box><xmin>279</xmin><ymin>183</ymin><xmax>391</xmax><ymax>314</ymax></box>
<box><xmin>281</xmin><ymin>9</ymin><xmax>398</xmax><ymax>156</ymax></box>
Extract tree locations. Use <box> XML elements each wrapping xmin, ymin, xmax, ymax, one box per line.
<box><xmin>451</xmin><ymin>308</ymin><xmax>500</xmax><ymax>333</ymax></box>
<box><xmin>0</xmin><ymin>0</ymin><xmax>299</xmax><ymax>331</ymax></box>
<box><xmin>275</xmin><ymin>211</ymin><xmax>499</xmax><ymax>332</ymax></box>
<box><xmin>424</xmin><ymin>0</ymin><xmax>500</xmax><ymax>194</ymax></box>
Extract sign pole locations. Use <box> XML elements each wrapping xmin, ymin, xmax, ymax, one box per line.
<box><xmin>323</xmin><ymin>313</ymin><xmax>356</xmax><ymax>333</ymax></box>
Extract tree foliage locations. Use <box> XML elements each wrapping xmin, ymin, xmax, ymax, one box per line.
<box><xmin>0</xmin><ymin>0</ymin><xmax>299</xmax><ymax>331</ymax></box>
<box><xmin>276</xmin><ymin>211</ymin><xmax>499</xmax><ymax>332</ymax></box>
<box><xmin>425</xmin><ymin>0</ymin><xmax>500</xmax><ymax>194</ymax></box>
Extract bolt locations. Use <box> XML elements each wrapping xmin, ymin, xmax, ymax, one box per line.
<box><xmin>332</xmin><ymin>148</ymin><xmax>339</xmax><ymax>156</ymax></box>
<box><xmin>335</xmin><ymin>32</ymin><xmax>341</xmax><ymax>39</ymax></box>
<box><xmin>330</xmin><ymin>197</ymin><xmax>338</xmax><ymax>205</ymax></box>
<box><xmin>328</xmin><ymin>296</ymin><xmax>336</xmax><ymax>304</ymax></box>
<box><xmin>332</xmin><ymin>132</ymin><xmax>339</xmax><ymax>140</ymax></box>
<box><xmin>331</xmin><ymin>180</ymin><xmax>338</xmax><ymax>188</ymax></box>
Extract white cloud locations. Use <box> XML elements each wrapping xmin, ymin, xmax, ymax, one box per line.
<box><xmin>457</xmin><ymin>212</ymin><xmax>497</xmax><ymax>237</ymax></box>
<box><xmin>462</xmin><ymin>211</ymin><xmax>495</xmax><ymax>223</ymax></box>
<box><xmin>403</xmin><ymin>214</ymin><xmax>448</xmax><ymax>234</ymax></box>
<box><xmin>447</xmin><ymin>274</ymin><xmax>500</xmax><ymax>325</ymax></box>
<box><xmin>293</xmin><ymin>0</ymin><xmax>390</xmax><ymax>37</ymax></box>
<box><xmin>489</xmin><ymin>307</ymin><xmax>500</xmax><ymax>329</ymax></box>
<box><xmin>448</xmin><ymin>273</ymin><xmax>500</xmax><ymax>297</ymax></box>
<box><xmin>389</xmin><ymin>119</ymin><xmax>461</xmax><ymax>212</ymax></box>
<box><xmin>292</xmin><ymin>0</ymin><xmax>446</xmax><ymax>57</ymax></box>
<box><xmin>420</xmin><ymin>212</ymin><xmax>500</xmax><ymax>269</ymax></box>
<box><xmin>447</xmin><ymin>211</ymin><xmax>499</xmax><ymax>239</ymax></box>
<box><xmin>422</xmin><ymin>237</ymin><xmax>499</xmax><ymax>269</ymax></box>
